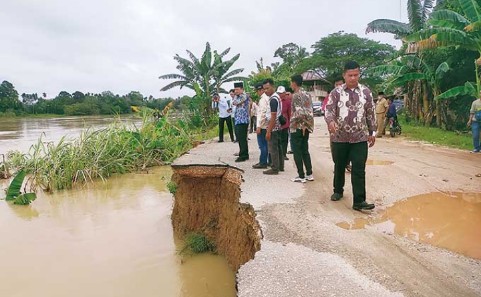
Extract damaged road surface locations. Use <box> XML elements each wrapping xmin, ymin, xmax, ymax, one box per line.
<box><xmin>172</xmin><ymin>117</ymin><xmax>481</xmax><ymax>297</ymax></box>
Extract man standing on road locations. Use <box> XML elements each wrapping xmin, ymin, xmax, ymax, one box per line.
<box><xmin>467</xmin><ymin>92</ymin><xmax>481</xmax><ymax>153</ymax></box>
<box><xmin>277</xmin><ymin>86</ymin><xmax>292</xmax><ymax>161</ymax></box>
<box><xmin>229</xmin><ymin>89</ymin><xmax>237</xmax><ymax>143</ymax></box>
<box><xmin>263</xmin><ymin>79</ymin><xmax>284</xmax><ymax>175</ymax></box>
<box><xmin>250</xmin><ymin>98</ymin><xmax>258</xmax><ymax>134</ymax></box>
<box><xmin>252</xmin><ymin>83</ymin><xmax>270</xmax><ymax>169</ymax></box>
<box><xmin>325</xmin><ymin>61</ymin><xmax>377</xmax><ymax>211</ymax></box>
<box><xmin>290</xmin><ymin>74</ymin><xmax>314</xmax><ymax>183</ymax></box>
<box><xmin>212</xmin><ymin>93</ymin><xmax>234</xmax><ymax>143</ymax></box>
<box><xmin>375</xmin><ymin>91</ymin><xmax>389</xmax><ymax>138</ymax></box>
<box><xmin>233</xmin><ymin>82</ymin><xmax>250</xmax><ymax>162</ymax></box>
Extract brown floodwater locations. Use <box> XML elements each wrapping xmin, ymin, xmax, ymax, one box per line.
<box><xmin>366</xmin><ymin>159</ymin><xmax>394</xmax><ymax>165</ymax></box>
<box><xmin>336</xmin><ymin>192</ymin><xmax>481</xmax><ymax>259</ymax></box>
<box><xmin>0</xmin><ymin>116</ymin><xmax>142</xmax><ymax>153</ymax></box>
<box><xmin>0</xmin><ymin>166</ymin><xmax>236</xmax><ymax>297</ymax></box>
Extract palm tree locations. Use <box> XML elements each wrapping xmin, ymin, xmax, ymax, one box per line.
<box><xmin>366</xmin><ymin>0</ymin><xmax>437</xmax><ymax>38</ymax></box>
<box><xmin>159</xmin><ymin>42</ymin><xmax>246</xmax><ymax>99</ymax></box>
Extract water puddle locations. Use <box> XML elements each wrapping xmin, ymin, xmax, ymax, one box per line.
<box><xmin>366</xmin><ymin>159</ymin><xmax>394</xmax><ymax>165</ymax></box>
<box><xmin>336</xmin><ymin>192</ymin><xmax>481</xmax><ymax>259</ymax></box>
<box><xmin>0</xmin><ymin>167</ymin><xmax>236</xmax><ymax>297</ymax></box>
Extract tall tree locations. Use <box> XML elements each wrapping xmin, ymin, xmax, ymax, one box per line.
<box><xmin>273</xmin><ymin>43</ymin><xmax>309</xmax><ymax>78</ymax></box>
<box><xmin>296</xmin><ymin>32</ymin><xmax>395</xmax><ymax>87</ymax></box>
<box><xmin>159</xmin><ymin>42</ymin><xmax>246</xmax><ymax>99</ymax></box>
<box><xmin>0</xmin><ymin>81</ymin><xmax>22</xmax><ymax>113</ymax></box>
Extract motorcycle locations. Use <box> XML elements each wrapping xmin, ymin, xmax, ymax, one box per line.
<box><xmin>388</xmin><ymin>116</ymin><xmax>402</xmax><ymax>137</ymax></box>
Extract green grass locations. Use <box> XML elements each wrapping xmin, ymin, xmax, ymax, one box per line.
<box><xmin>399</xmin><ymin>116</ymin><xmax>473</xmax><ymax>151</ymax></box>
<box><xmin>5</xmin><ymin>110</ymin><xmax>217</xmax><ymax>192</ymax></box>
<box><xmin>179</xmin><ymin>233</ymin><xmax>216</xmax><ymax>255</ymax></box>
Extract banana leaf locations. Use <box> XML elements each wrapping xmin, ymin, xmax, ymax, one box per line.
<box><xmin>5</xmin><ymin>170</ymin><xmax>26</xmax><ymax>201</ymax></box>
<box><xmin>13</xmin><ymin>193</ymin><xmax>37</xmax><ymax>205</ymax></box>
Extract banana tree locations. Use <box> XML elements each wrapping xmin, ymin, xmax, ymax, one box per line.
<box><xmin>159</xmin><ymin>42</ymin><xmax>245</xmax><ymax>100</ymax></box>
<box><xmin>405</xmin><ymin>0</ymin><xmax>481</xmax><ymax>94</ymax></box>
<box><xmin>368</xmin><ymin>55</ymin><xmax>450</xmax><ymax>125</ymax></box>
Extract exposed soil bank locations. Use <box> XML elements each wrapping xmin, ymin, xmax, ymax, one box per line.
<box><xmin>171</xmin><ymin>165</ymin><xmax>262</xmax><ymax>271</ymax></box>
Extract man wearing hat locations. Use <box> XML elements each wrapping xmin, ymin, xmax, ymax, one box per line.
<box><xmin>277</xmin><ymin>86</ymin><xmax>292</xmax><ymax>161</ymax></box>
<box><xmin>232</xmin><ymin>82</ymin><xmax>250</xmax><ymax>162</ymax></box>
<box><xmin>212</xmin><ymin>93</ymin><xmax>234</xmax><ymax>143</ymax></box>
<box><xmin>375</xmin><ymin>91</ymin><xmax>389</xmax><ymax>137</ymax></box>
<box><xmin>252</xmin><ymin>83</ymin><xmax>270</xmax><ymax>169</ymax></box>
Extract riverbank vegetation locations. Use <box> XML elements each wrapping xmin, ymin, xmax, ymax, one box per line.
<box><xmin>4</xmin><ymin>108</ymin><xmax>216</xmax><ymax>192</ymax></box>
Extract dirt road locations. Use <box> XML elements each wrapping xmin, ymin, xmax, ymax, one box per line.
<box><xmin>184</xmin><ymin>117</ymin><xmax>481</xmax><ymax>296</ymax></box>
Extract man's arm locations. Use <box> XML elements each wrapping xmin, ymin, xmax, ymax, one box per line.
<box><xmin>468</xmin><ymin>101</ymin><xmax>476</xmax><ymax>126</ymax></box>
<box><xmin>324</xmin><ymin>90</ymin><xmax>338</xmax><ymax>133</ymax></box>
<box><xmin>266</xmin><ymin>98</ymin><xmax>278</xmax><ymax>141</ymax></box>
<box><xmin>364</xmin><ymin>90</ymin><xmax>377</xmax><ymax>136</ymax></box>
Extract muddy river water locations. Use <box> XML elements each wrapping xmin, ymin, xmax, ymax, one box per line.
<box><xmin>0</xmin><ymin>117</ymin><xmax>236</xmax><ymax>297</ymax></box>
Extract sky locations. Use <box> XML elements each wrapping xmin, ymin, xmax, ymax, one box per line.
<box><xmin>0</xmin><ymin>0</ymin><xmax>408</xmax><ymax>99</ymax></box>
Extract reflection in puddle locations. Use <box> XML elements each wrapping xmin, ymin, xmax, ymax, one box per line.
<box><xmin>337</xmin><ymin>192</ymin><xmax>481</xmax><ymax>259</ymax></box>
<box><xmin>0</xmin><ymin>167</ymin><xmax>235</xmax><ymax>297</ymax></box>
<box><xmin>366</xmin><ymin>159</ymin><xmax>394</xmax><ymax>165</ymax></box>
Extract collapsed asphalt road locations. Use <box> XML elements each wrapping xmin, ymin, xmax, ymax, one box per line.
<box><xmin>179</xmin><ymin>117</ymin><xmax>481</xmax><ymax>297</ymax></box>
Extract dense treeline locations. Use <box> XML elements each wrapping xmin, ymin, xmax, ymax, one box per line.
<box><xmin>0</xmin><ymin>80</ymin><xmax>190</xmax><ymax>116</ymax></box>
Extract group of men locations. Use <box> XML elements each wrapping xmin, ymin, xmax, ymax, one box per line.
<box><xmin>213</xmin><ymin>60</ymin><xmax>377</xmax><ymax>211</ymax></box>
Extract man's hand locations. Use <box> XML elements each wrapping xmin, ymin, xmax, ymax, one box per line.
<box><xmin>266</xmin><ymin>131</ymin><xmax>271</xmax><ymax>141</ymax></box>
<box><xmin>368</xmin><ymin>135</ymin><xmax>376</xmax><ymax>147</ymax></box>
<box><xmin>328</xmin><ymin>121</ymin><xmax>338</xmax><ymax>134</ymax></box>
<box><xmin>467</xmin><ymin>120</ymin><xmax>472</xmax><ymax>127</ymax></box>
<box><xmin>256</xmin><ymin>127</ymin><xmax>261</xmax><ymax>135</ymax></box>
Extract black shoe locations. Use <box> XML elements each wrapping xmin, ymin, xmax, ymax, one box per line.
<box><xmin>252</xmin><ymin>163</ymin><xmax>267</xmax><ymax>169</ymax></box>
<box><xmin>353</xmin><ymin>201</ymin><xmax>375</xmax><ymax>211</ymax></box>
<box><xmin>217</xmin><ymin>140</ymin><xmax>224</xmax><ymax>143</ymax></box>
<box><xmin>284</xmin><ymin>156</ymin><xmax>289</xmax><ymax>161</ymax></box>
<box><xmin>263</xmin><ymin>168</ymin><xmax>279</xmax><ymax>175</ymax></box>
<box><xmin>233</xmin><ymin>140</ymin><xmax>238</xmax><ymax>143</ymax></box>
<box><xmin>235</xmin><ymin>157</ymin><xmax>248</xmax><ymax>162</ymax></box>
<box><xmin>331</xmin><ymin>193</ymin><xmax>343</xmax><ymax>201</ymax></box>
<box><xmin>279</xmin><ymin>168</ymin><xmax>284</xmax><ymax>172</ymax></box>
<box><xmin>233</xmin><ymin>152</ymin><xmax>239</xmax><ymax>156</ymax></box>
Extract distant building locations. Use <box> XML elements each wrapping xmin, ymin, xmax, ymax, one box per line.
<box><xmin>301</xmin><ymin>71</ymin><xmax>330</xmax><ymax>102</ymax></box>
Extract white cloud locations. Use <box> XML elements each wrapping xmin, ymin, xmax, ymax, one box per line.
<box><xmin>0</xmin><ymin>0</ymin><xmax>408</xmax><ymax>98</ymax></box>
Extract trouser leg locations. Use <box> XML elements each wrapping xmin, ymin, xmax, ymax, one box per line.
<box><xmin>268</xmin><ymin>131</ymin><xmax>280</xmax><ymax>171</ymax></box>
<box><xmin>349</xmin><ymin>141</ymin><xmax>368</xmax><ymax>204</ymax></box>
<box><xmin>301</xmin><ymin>130</ymin><xmax>312</xmax><ymax>176</ymax></box>
<box><xmin>331</xmin><ymin>142</ymin><xmax>350</xmax><ymax>194</ymax></box>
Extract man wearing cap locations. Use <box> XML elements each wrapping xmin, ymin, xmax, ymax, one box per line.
<box><xmin>252</xmin><ymin>83</ymin><xmax>270</xmax><ymax>169</ymax></box>
<box><xmin>262</xmin><ymin>78</ymin><xmax>284</xmax><ymax>174</ymax></box>
<box><xmin>233</xmin><ymin>82</ymin><xmax>250</xmax><ymax>162</ymax></box>
<box><xmin>212</xmin><ymin>93</ymin><xmax>234</xmax><ymax>143</ymax></box>
<box><xmin>277</xmin><ymin>86</ymin><xmax>292</xmax><ymax>161</ymax></box>
<box><xmin>375</xmin><ymin>91</ymin><xmax>389</xmax><ymax>137</ymax></box>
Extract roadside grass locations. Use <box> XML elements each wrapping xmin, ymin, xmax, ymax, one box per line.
<box><xmin>398</xmin><ymin>116</ymin><xmax>472</xmax><ymax>151</ymax></box>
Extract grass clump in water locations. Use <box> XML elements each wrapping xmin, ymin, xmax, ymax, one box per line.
<box><xmin>167</xmin><ymin>181</ymin><xmax>177</xmax><ymax>194</ymax></box>
<box><xmin>180</xmin><ymin>233</ymin><xmax>216</xmax><ymax>255</ymax></box>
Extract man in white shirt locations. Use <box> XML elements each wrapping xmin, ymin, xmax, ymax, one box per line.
<box><xmin>212</xmin><ymin>93</ymin><xmax>234</xmax><ymax>142</ymax></box>
<box><xmin>252</xmin><ymin>83</ymin><xmax>270</xmax><ymax>169</ymax></box>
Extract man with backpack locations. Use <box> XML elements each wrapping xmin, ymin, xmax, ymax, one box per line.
<box><xmin>262</xmin><ymin>79</ymin><xmax>284</xmax><ymax>175</ymax></box>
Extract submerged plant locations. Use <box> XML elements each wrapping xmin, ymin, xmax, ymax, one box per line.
<box><xmin>5</xmin><ymin>170</ymin><xmax>37</xmax><ymax>205</ymax></box>
<box><xmin>179</xmin><ymin>233</ymin><xmax>216</xmax><ymax>255</ymax></box>
<box><xmin>167</xmin><ymin>181</ymin><xmax>177</xmax><ymax>194</ymax></box>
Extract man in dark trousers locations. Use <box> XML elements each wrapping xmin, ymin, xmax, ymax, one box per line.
<box><xmin>232</xmin><ymin>82</ymin><xmax>250</xmax><ymax>162</ymax></box>
<box><xmin>325</xmin><ymin>61</ymin><xmax>377</xmax><ymax>211</ymax></box>
<box><xmin>289</xmin><ymin>74</ymin><xmax>314</xmax><ymax>183</ymax></box>
<box><xmin>212</xmin><ymin>93</ymin><xmax>234</xmax><ymax>142</ymax></box>
<box><xmin>262</xmin><ymin>79</ymin><xmax>284</xmax><ymax>175</ymax></box>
